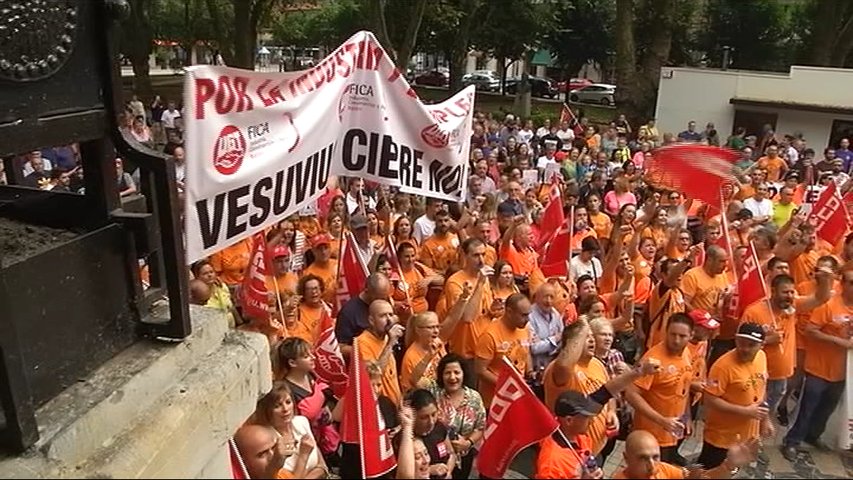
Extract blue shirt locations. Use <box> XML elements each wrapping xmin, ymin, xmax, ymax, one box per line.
<box><xmin>836</xmin><ymin>148</ymin><xmax>853</xmax><ymax>173</ymax></box>
<box><xmin>527</xmin><ymin>303</ymin><xmax>564</xmax><ymax>371</ymax></box>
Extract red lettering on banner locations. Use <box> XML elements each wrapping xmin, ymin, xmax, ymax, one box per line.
<box><xmin>740</xmin><ymin>250</ymin><xmax>758</xmax><ymax>282</ymax></box>
<box><xmin>256</xmin><ymin>79</ymin><xmax>285</xmax><ymax>107</ymax></box>
<box><xmin>287</xmin><ymin>41</ymin><xmax>374</xmax><ymax>99</ymax></box>
<box><xmin>813</xmin><ymin>195</ymin><xmax>841</xmax><ymax>227</ymax></box>
<box><xmin>484</xmin><ymin>376</ymin><xmax>525</xmax><ymax>439</ymax></box>
<box><xmin>194</xmin><ymin>76</ymin><xmax>254</xmax><ymax>120</ymax></box>
<box><xmin>428</xmin><ymin>92</ymin><xmax>475</xmax><ymax>124</ymax></box>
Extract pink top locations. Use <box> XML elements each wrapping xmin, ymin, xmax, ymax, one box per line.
<box><xmin>603</xmin><ymin>190</ymin><xmax>637</xmax><ymax>216</ymax></box>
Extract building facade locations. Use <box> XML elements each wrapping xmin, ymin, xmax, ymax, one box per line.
<box><xmin>655</xmin><ymin>65</ymin><xmax>853</xmax><ymax>149</ymax></box>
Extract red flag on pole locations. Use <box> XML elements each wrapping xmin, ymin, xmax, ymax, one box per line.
<box><xmin>644</xmin><ymin>144</ymin><xmax>739</xmax><ymax>205</ymax></box>
<box><xmin>540</xmin><ymin>224</ymin><xmax>570</xmax><ymax>278</ymax></box>
<box><xmin>340</xmin><ymin>338</ymin><xmax>397</xmax><ymax>478</ymax></box>
<box><xmin>477</xmin><ymin>357</ymin><xmax>559</xmax><ymax>478</ymax></box>
<box><xmin>537</xmin><ymin>183</ymin><xmax>565</xmax><ymax>253</ymax></box>
<box><xmin>313</xmin><ymin>305</ymin><xmax>349</xmax><ymax>398</ymax></box>
<box><xmin>730</xmin><ymin>242</ymin><xmax>768</xmax><ymax>318</ymax></box>
<box><xmin>335</xmin><ymin>231</ymin><xmax>369</xmax><ymax>313</ymax></box>
<box><xmin>560</xmin><ymin>103</ymin><xmax>576</xmax><ymax>125</ymax></box>
<box><xmin>228</xmin><ymin>438</ymin><xmax>249</xmax><ymax>480</ymax></box>
<box><xmin>240</xmin><ymin>233</ymin><xmax>270</xmax><ymax>321</ymax></box>
<box><xmin>807</xmin><ymin>182</ymin><xmax>850</xmax><ymax>245</ymax></box>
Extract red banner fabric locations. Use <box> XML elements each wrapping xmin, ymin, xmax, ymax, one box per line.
<box><xmin>734</xmin><ymin>242</ymin><xmax>767</xmax><ymax>318</ymax></box>
<box><xmin>340</xmin><ymin>339</ymin><xmax>397</xmax><ymax>478</ymax></box>
<box><xmin>240</xmin><ymin>233</ymin><xmax>270</xmax><ymax>321</ymax></box>
<box><xmin>335</xmin><ymin>231</ymin><xmax>369</xmax><ymax>313</ymax></box>
<box><xmin>312</xmin><ymin>305</ymin><xmax>349</xmax><ymax>398</ymax></box>
<box><xmin>477</xmin><ymin>357</ymin><xmax>559</xmax><ymax>478</ymax></box>
<box><xmin>644</xmin><ymin>144</ymin><xmax>739</xmax><ymax>205</ymax></box>
<box><xmin>808</xmin><ymin>182</ymin><xmax>850</xmax><ymax>245</ymax></box>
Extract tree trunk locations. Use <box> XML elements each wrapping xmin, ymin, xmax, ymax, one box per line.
<box><xmin>232</xmin><ymin>0</ymin><xmax>254</xmax><ymax>69</ymax></box>
<box><xmin>636</xmin><ymin>0</ymin><xmax>675</xmax><ymax>118</ymax></box>
<box><xmin>124</xmin><ymin>0</ymin><xmax>154</xmax><ymax>98</ymax></box>
<box><xmin>394</xmin><ymin>0</ymin><xmax>428</xmax><ymax>71</ymax></box>
<box><xmin>614</xmin><ymin>0</ymin><xmax>642</xmax><ymax>122</ymax></box>
<box><xmin>367</xmin><ymin>0</ymin><xmax>395</xmax><ymax>60</ymax></box>
<box><xmin>448</xmin><ymin>0</ymin><xmax>483</xmax><ymax>92</ymax></box>
<box><xmin>130</xmin><ymin>55</ymin><xmax>153</xmax><ymax>99</ymax></box>
<box><xmin>830</xmin><ymin>14</ymin><xmax>853</xmax><ymax>66</ymax></box>
<box><xmin>807</xmin><ymin>0</ymin><xmax>841</xmax><ymax>66</ymax></box>
<box><xmin>205</xmin><ymin>0</ymin><xmax>233</xmax><ymax>64</ymax></box>
<box><xmin>449</xmin><ymin>48</ymin><xmax>467</xmax><ymax>92</ymax></box>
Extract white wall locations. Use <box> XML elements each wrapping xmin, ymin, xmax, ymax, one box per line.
<box><xmin>655</xmin><ymin>65</ymin><xmax>853</xmax><ymax>145</ymax></box>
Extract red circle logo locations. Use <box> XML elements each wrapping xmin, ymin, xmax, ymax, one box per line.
<box><xmin>421</xmin><ymin>123</ymin><xmax>449</xmax><ymax>148</ymax></box>
<box><xmin>213</xmin><ymin>125</ymin><xmax>247</xmax><ymax>175</ymax></box>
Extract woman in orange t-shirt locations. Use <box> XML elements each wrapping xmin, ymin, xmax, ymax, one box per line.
<box><xmin>642</xmin><ymin>207</ymin><xmax>670</xmax><ymax>251</ymax></box>
<box><xmin>209</xmin><ymin>236</ymin><xmax>253</xmax><ymax>287</ymax></box>
<box><xmin>586</xmin><ymin>193</ymin><xmax>613</xmax><ymax>252</ymax></box>
<box><xmin>629</xmin><ymin>233</ymin><xmax>658</xmax><ymax>282</ymax></box>
<box><xmin>325</xmin><ymin>212</ymin><xmax>345</xmax><ymax>259</ymax></box>
<box><xmin>392</xmin><ymin>216</ymin><xmax>419</xmax><ymax>258</ymax></box>
<box><xmin>400</xmin><ymin>312</ymin><xmax>446</xmax><ymax>393</ymax></box>
<box><xmin>491</xmin><ymin>260</ymin><xmax>519</xmax><ymax>305</ymax></box>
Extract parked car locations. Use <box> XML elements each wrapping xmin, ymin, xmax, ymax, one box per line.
<box><xmin>569</xmin><ymin>83</ymin><xmax>616</xmax><ymax>105</ymax></box>
<box><xmin>413</xmin><ymin>69</ymin><xmax>449</xmax><ymax>87</ymax></box>
<box><xmin>462</xmin><ymin>72</ymin><xmax>500</xmax><ymax>92</ymax></box>
<box><xmin>557</xmin><ymin>77</ymin><xmax>593</xmax><ymax>93</ymax></box>
<box><xmin>504</xmin><ymin>75</ymin><xmax>559</xmax><ymax>98</ymax></box>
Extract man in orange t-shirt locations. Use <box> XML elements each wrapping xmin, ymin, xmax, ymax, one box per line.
<box><xmin>419</xmin><ymin>210</ymin><xmax>459</xmax><ymax>275</ymax></box>
<box><xmin>757</xmin><ymin>145</ymin><xmax>787</xmax><ymax>182</ymax></box>
<box><xmin>698</xmin><ymin>323</ymin><xmax>772</xmax><ymax>469</ymax></box>
<box><xmin>535</xmin><ymin>391</ymin><xmax>603</xmax><ymax>479</ymax></box>
<box><xmin>210</xmin><ymin>237</ymin><xmax>253</xmax><ymax>287</ymax></box>
<box><xmin>682</xmin><ymin>246</ymin><xmax>732</xmax><ymax>366</ymax></box>
<box><xmin>500</xmin><ymin>216</ymin><xmax>540</xmax><ymax>278</ymax></box>
<box><xmin>613</xmin><ymin>430</ymin><xmax>758</xmax><ymax>479</ymax></box>
<box><xmin>626</xmin><ymin>313</ymin><xmax>694</xmax><ymax>465</ymax></box>
<box><xmin>355</xmin><ymin>299</ymin><xmax>405</xmax><ymax>406</ymax></box>
<box><xmin>475</xmin><ymin>293</ymin><xmax>532</xmax><ymax>406</ymax></box>
<box><xmin>265</xmin><ymin>245</ymin><xmax>299</xmax><ymax>298</ymax></box>
<box><xmin>302</xmin><ymin>234</ymin><xmax>338</xmax><ymax>305</ymax></box>
<box><xmin>782</xmin><ymin>270</ymin><xmax>853</xmax><ymax>459</ymax></box>
<box><xmin>397</xmin><ymin>242</ymin><xmax>444</xmax><ymax>314</ymax></box>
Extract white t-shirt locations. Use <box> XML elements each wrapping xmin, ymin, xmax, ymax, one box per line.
<box><xmin>570</xmin><ymin>255</ymin><xmax>603</xmax><ymax>283</ymax></box>
<box><xmin>743</xmin><ymin>197</ymin><xmax>774</xmax><ymax>219</ymax></box>
<box><xmin>161</xmin><ymin>109</ymin><xmax>181</xmax><ymax>129</ymax></box>
<box><xmin>556</xmin><ymin>129</ymin><xmax>575</xmax><ymax>150</ymax></box>
<box><xmin>537</xmin><ymin>155</ymin><xmax>557</xmax><ymax>170</ymax></box>
<box><xmin>536</xmin><ymin>126</ymin><xmax>550</xmax><ymax>138</ymax></box>
<box><xmin>281</xmin><ymin>415</ymin><xmax>321</xmax><ymax>473</ymax></box>
<box><xmin>517</xmin><ymin>128</ymin><xmax>534</xmax><ymax>145</ymax></box>
<box><xmin>413</xmin><ymin>215</ymin><xmax>435</xmax><ymax>244</ymax></box>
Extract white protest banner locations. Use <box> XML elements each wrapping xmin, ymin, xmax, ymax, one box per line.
<box><xmin>183</xmin><ymin>31</ymin><xmax>475</xmax><ymax>263</ymax></box>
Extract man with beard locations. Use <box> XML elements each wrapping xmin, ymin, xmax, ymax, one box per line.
<box><xmin>697</xmin><ymin>323</ymin><xmax>774</xmax><ymax>469</ymax></box>
<box><xmin>356</xmin><ymin>299</ymin><xmax>406</xmax><ymax>406</ymax></box>
<box><xmin>475</xmin><ymin>293</ymin><xmax>532</xmax><ymax>406</ymax></box>
<box><xmin>569</xmin><ymin>206</ymin><xmax>597</xmax><ymax>254</ymax></box>
<box><xmin>625</xmin><ymin>313</ymin><xmax>695</xmax><ymax>465</ymax></box>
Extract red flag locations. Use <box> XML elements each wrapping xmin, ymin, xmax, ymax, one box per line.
<box><xmin>807</xmin><ymin>182</ymin><xmax>850</xmax><ymax>245</ymax></box>
<box><xmin>536</xmin><ymin>183</ymin><xmax>565</xmax><ymax>253</ymax></box>
<box><xmin>560</xmin><ymin>103</ymin><xmax>576</xmax><ymax>124</ymax></box>
<box><xmin>731</xmin><ymin>242</ymin><xmax>767</xmax><ymax>318</ymax></box>
<box><xmin>228</xmin><ymin>438</ymin><xmax>249</xmax><ymax>479</ymax></box>
<box><xmin>477</xmin><ymin>357</ymin><xmax>559</xmax><ymax>478</ymax></box>
<box><xmin>644</xmin><ymin>144</ymin><xmax>739</xmax><ymax>205</ymax></box>
<box><xmin>313</xmin><ymin>305</ymin><xmax>349</xmax><ymax>398</ymax></box>
<box><xmin>382</xmin><ymin>234</ymin><xmax>403</xmax><ymax>282</ymax></box>
<box><xmin>336</xmin><ymin>231</ymin><xmax>369</xmax><ymax>313</ymax></box>
<box><xmin>340</xmin><ymin>339</ymin><xmax>397</xmax><ymax>478</ymax></box>
<box><xmin>240</xmin><ymin>233</ymin><xmax>270</xmax><ymax>320</ymax></box>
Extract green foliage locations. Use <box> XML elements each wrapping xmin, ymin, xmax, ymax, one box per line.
<box><xmin>695</xmin><ymin>0</ymin><xmax>803</xmax><ymax>71</ymax></box>
<box><xmin>472</xmin><ymin>0</ymin><xmax>554</xmax><ymax>62</ymax></box>
<box><xmin>546</xmin><ymin>0</ymin><xmax>614</xmax><ymax>77</ymax></box>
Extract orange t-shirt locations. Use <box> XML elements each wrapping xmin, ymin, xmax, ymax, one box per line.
<box><xmin>633</xmin><ymin>343</ymin><xmax>693</xmax><ymax>447</ymax></box>
<box><xmin>790</xmin><ymin>250</ymin><xmax>819</xmax><ymax>286</ymax></box>
<box><xmin>703</xmin><ymin>349</ymin><xmax>767</xmax><ymax>449</ymax></box>
<box><xmin>303</xmin><ymin>260</ymin><xmax>339</xmax><ymax>305</ymax></box>
<box><xmin>633</xmin><ymin>256</ymin><xmax>654</xmax><ymax>281</ymax></box>
<box><xmin>757</xmin><ymin>156</ymin><xmax>786</xmax><ymax>182</ymax></box>
<box><xmin>739</xmin><ymin>301</ymin><xmax>799</xmax><ymax>380</ymax></box>
<box><xmin>265</xmin><ymin>272</ymin><xmax>298</xmax><ymax>298</ymax></box>
<box><xmin>804</xmin><ymin>296</ymin><xmax>853</xmax><ymax>382</ymax></box>
<box><xmin>475</xmin><ymin>320</ymin><xmax>530</xmax><ymax>406</ymax></box>
<box><xmin>641</xmin><ymin>226</ymin><xmax>668</xmax><ymax>251</ymax></box>
<box><xmin>209</xmin><ymin>238</ymin><xmax>253</xmax><ymax>286</ymax></box>
<box><xmin>535</xmin><ymin>433</ymin><xmax>594</xmax><ymax>479</ymax></box>
<box><xmin>419</xmin><ymin>234</ymin><xmax>459</xmax><ymax>274</ymax></box>
<box><xmin>735</xmin><ymin>184</ymin><xmax>756</xmax><ymax>201</ymax></box>
<box><xmin>612</xmin><ymin>462</ymin><xmax>685</xmax><ymax>479</ymax></box>
<box><xmin>543</xmin><ymin>357</ymin><xmax>610</xmax><ymax>454</ymax></box>
<box><xmin>484</xmin><ymin>244</ymin><xmax>498</xmax><ymax>267</ymax></box>
<box><xmin>357</xmin><ymin>329</ymin><xmax>402</xmax><ymax>406</ymax></box>
<box><xmin>589</xmin><ymin>212</ymin><xmax>613</xmax><ymax>242</ymax></box>
<box><xmin>294</xmin><ymin>303</ymin><xmax>325</xmax><ymax>345</ymax></box>
<box><xmin>569</xmin><ymin>229</ymin><xmax>597</xmax><ymax>254</ymax></box>
<box><xmin>400</xmin><ymin>341</ymin><xmax>446</xmax><ymax>393</ymax></box>
<box><xmin>329</xmin><ymin>237</ymin><xmax>342</xmax><ymax>259</ymax></box>
<box><xmin>687</xmin><ymin>340</ymin><xmax>708</xmax><ymax>406</ymax></box>
<box><xmin>298</xmin><ymin>217</ymin><xmax>322</xmax><ymax>239</ymax></box>
<box><xmin>500</xmin><ymin>241</ymin><xmax>539</xmax><ymax>277</ymax></box>
<box><xmin>399</xmin><ymin>263</ymin><xmax>436</xmax><ymax>314</ymax></box>
<box><xmin>646</xmin><ymin>284</ymin><xmax>686</xmax><ymax>349</ymax></box>
<box><xmin>442</xmin><ymin>269</ymin><xmax>494</xmax><ymax>359</ymax></box>
<box><xmin>681</xmin><ymin>267</ymin><xmax>732</xmax><ymax>337</ymax></box>
<box><xmin>795</xmin><ymin>279</ymin><xmax>840</xmax><ymax>350</ymax></box>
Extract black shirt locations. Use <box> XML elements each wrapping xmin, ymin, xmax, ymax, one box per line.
<box><xmin>418</xmin><ymin>422</ymin><xmax>451</xmax><ymax>477</ymax></box>
<box><xmin>335</xmin><ymin>296</ymin><xmax>370</xmax><ymax>346</ymax></box>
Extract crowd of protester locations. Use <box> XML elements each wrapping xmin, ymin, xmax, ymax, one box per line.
<box><xmin>6</xmin><ymin>90</ymin><xmax>851</xmax><ymax>479</ymax></box>
<box><xmin>205</xmin><ymin>108</ymin><xmax>853</xmax><ymax>479</ymax></box>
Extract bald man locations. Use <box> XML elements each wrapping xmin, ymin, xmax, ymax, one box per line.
<box><xmin>681</xmin><ymin>245</ymin><xmax>732</xmax><ymax>366</ymax></box>
<box><xmin>233</xmin><ymin>424</ymin><xmax>291</xmax><ymax>479</ymax></box>
<box><xmin>356</xmin><ymin>299</ymin><xmax>405</xmax><ymax>405</ymax></box>
<box><xmin>612</xmin><ymin>430</ymin><xmax>757</xmax><ymax>479</ymax></box>
<box><xmin>528</xmin><ymin>283</ymin><xmax>564</xmax><ymax>391</ymax></box>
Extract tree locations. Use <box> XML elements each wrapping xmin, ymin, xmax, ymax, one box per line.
<box><xmin>800</xmin><ymin>0</ymin><xmax>853</xmax><ymax>67</ymax></box>
<box><xmin>366</xmin><ymin>0</ymin><xmax>430</xmax><ymax>70</ymax></box>
<box><xmin>696</xmin><ymin>0</ymin><xmax>801</xmax><ymax>72</ymax></box>
<box><xmin>120</xmin><ymin>0</ymin><xmax>157</xmax><ymax>98</ymax></box>
<box><xmin>205</xmin><ymin>0</ymin><xmax>279</xmax><ymax>69</ymax></box>
<box><xmin>546</xmin><ymin>0</ymin><xmax>614</xmax><ymax>82</ymax></box>
<box><xmin>614</xmin><ymin>0</ymin><xmax>640</xmax><ymax>121</ymax></box>
<box><xmin>417</xmin><ymin>0</ymin><xmax>490</xmax><ymax>91</ymax></box>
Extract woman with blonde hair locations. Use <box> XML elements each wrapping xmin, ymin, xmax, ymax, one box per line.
<box><xmin>401</xmin><ymin>312</ymin><xmax>446</xmax><ymax>393</ymax></box>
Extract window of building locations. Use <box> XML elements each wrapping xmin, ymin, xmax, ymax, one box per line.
<box><xmin>829</xmin><ymin>119</ymin><xmax>853</xmax><ymax>148</ymax></box>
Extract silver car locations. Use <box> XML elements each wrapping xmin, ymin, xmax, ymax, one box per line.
<box><xmin>569</xmin><ymin>83</ymin><xmax>616</xmax><ymax>105</ymax></box>
<box><xmin>462</xmin><ymin>72</ymin><xmax>500</xmax><ymax>92</ymax></box>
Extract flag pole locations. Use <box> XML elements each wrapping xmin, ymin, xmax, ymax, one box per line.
<box><xmin>271</xmin><ymin>275</ymin><xmax>289</xmax><ymax>339</ymax></box>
